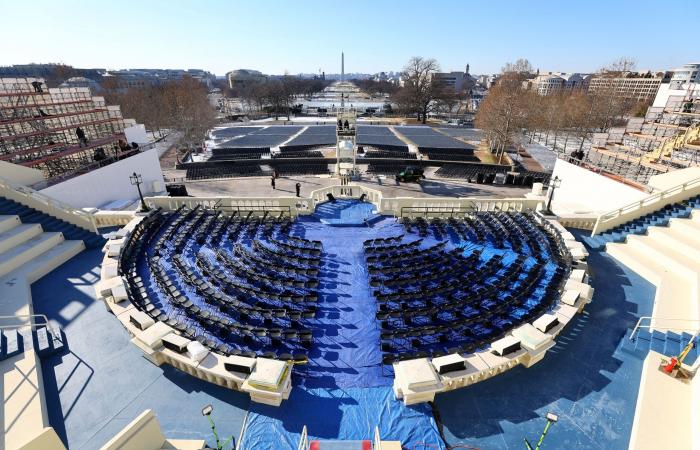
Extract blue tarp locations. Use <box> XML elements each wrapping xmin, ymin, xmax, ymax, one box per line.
<box><xmin>240</xmin><ymin>386</ymin><xmax>444</xmax><ymax>449</ymax></box>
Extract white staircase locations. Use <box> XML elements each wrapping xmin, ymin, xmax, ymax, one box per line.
<box><xmin>605</xmin><ymin>210</ymin><xmax>700</xmax><ymax>450</ymax></box>
<box><xmin>0</xmin><ymin>215</ymin><xmax>84</xmax><ymax>279</ymax></box>
<box><xmin>0</xmin><ymin>214</ymin><xmax>84</xmax><ymax>450</ymax></box>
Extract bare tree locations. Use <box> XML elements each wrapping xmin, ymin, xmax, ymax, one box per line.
<box><xmin>501</xmin><ymin>58</ymin><xmax>533</xmax><ymax>76</ymax></box>
<box><xmin>475</xmin><ymin>73</ymin><xmax>530</xmax><ymax>163</ymax></box>
<box><xmin>397</xmin><ymin>57</ymin><xmax>454</xmax><ymax>124</ymax></box>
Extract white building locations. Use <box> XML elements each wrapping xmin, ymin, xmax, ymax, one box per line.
<box><xmin>226</xmin><ymin>69</ymin><xmax>267</xmax><ymax>89</ymax></box>
<box><xmin>526</xmin><ymin>72</ymin><xmax>591</xmax><ymax>96</ymax></box>
<box><xmin>434</xmin><ymin>65</ymin><xmax>476</xmax><ymax>92</ymax></box>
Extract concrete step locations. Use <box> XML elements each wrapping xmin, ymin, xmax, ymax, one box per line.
<box><xmin>0</xmin><ymin>232</ymin><xmax>65</xmax><ymax>278</ymax></box>
<box><xmin>0</xmin><ymin>216</ymin><xmax>21</xmax><ymax>234</ymax></box>
<box><xmin>625</xmin><ymin>235</ymin><xmax>697</xmax><ymax>280</ymax></box>
<box><xmin>0</xmin><ymin>223</ymin><xmax>43</xmax><ymax>253</ymax></box>
<box><xmin>669</xmin><ymin>217</ymin><xmax>700</xmax><ymax>244</ymax></box>
<box><xmin>24</xmin><ymin>239</ymin><xmax>85</xmax><ymax>283</ymax></box>
<box><xmin>606</xmin><ymin>241</ymin><xmax>668</xmax><ymax>285</ymax></box>
<box><xmin>642</xmin><ymin>228</ymin><xmax>700</xmax><ymax>266</ymax></box>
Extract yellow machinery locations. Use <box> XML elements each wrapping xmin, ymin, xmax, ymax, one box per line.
<box><xmin>644</xmin><ymin>122</ymin><xmax>700</xmax><ymax>164</ymax></box>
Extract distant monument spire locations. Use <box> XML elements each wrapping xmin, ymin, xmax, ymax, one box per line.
<box><xmin>341</xmin><ymin>52</ymin><xmax>345</xmax><ymax>82</ymax></box>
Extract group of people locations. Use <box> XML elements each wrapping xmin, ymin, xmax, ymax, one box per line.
<box><xmin>569</xmin><ymin>149</ymin><xmax>585</xmax><ymax>161</ymax></box>
<box><xmin>271</xmin><ymin>172</ymin><xmax>302</xmax><ymax>197</ymax></box>
<box><xmin>337</xmin><ymin>119</ymin><xmax>351</xmax><ymax>131</ymax></box>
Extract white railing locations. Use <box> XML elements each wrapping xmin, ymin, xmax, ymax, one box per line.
<box><xmin>630</xmin><ymin>316</ymin><xmax>700</xmax><ymax>340</ymax></box>
<box><xmin>0</xmin><ymin>313</ymin><xmax>60</xmax><ymax>338</ymax></box>
<box><xmin>145</xmin><ymin>195</ymin><xmax>313</xmax><ymax>217</ymax></box>
<box><xmin>92</xmin><ymin>210</ymin><xmax>136</xmax><ymax>227</ymax></box>
<box><xmin>0</xmin><ymin>175</ymin><xmax>97</xmax><ymax>232</ymax></box>
<box><xmin>309</xmin><ymin>184</ymin><xmax>383</xmax><ymax>211</ymax></box>
<box><xmin>383</xmin><ymin>197</ymin><xmax>542</xmax><ymax>218</ymax></box>
<box><xmin>146</xmin><ymin>188</ymin><xmax>544</xmax><ymax>220</ymax></box>
<box><xmin>592</xmin><ymin>175</ymin><xmax>700</xmax><ymax>235</ymax></box>
<box><xmin>297</xmin><ymin>426</ymin><xmax>309</xmax><ymax>450</ymax></box>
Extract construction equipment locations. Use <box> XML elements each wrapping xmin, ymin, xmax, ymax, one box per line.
<box><xmin>660</xmin><ymin>332</ymin><xmax>698</xmax><ymax>378</ymax></box>
<box><xmin>643</xmin><ymin>122</ymin><xmax>700</xmax><ymax>164</ymax></box>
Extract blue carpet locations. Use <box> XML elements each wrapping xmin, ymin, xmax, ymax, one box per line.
<box><xmin>434</xmin><ymin>229</ymin><xmax>656</xmax><ymax>449</ymax></box>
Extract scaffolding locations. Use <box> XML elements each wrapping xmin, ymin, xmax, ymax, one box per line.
<box><xmin>0</xmin><ymin>77</ymin><xmax>134</xmax><ymax>180</ymax></box>
<box><xmin>335</xmin><ymin>109</ymin><xmax>357</xmax><ymax>175</ymax></box>
<box><xmin>592</xmin><ymin>81</ymin><xmax>700</xmax><ymax>181</ymax></box>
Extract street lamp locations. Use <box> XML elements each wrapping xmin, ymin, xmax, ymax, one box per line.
<box><xmin>545</xmin><ymin>176</ymin><xmax>561</xmax><ymax>215</ymax></box>
<box><xmin>524</xmin><ymin>412</ymin><xmax>558</xmax><ymax>450</ymax></box>
<box><xmin>129</xmin><ymin>172</ymin><xmax>149</xmax><ymax>212</ymax></box>
<box><xmin>201</xmin><ymin>404</ymin><xmax>234</xmax><ymax>450</ymax></box>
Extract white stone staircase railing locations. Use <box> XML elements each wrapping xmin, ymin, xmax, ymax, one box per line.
<box><xmin>592</xmin><ymin>175</ymin><xmax>700</xmax><ymax>235</ymax></box>
<box><xmin>0</xmin><ymin>175</ymin><xmax>97</xmax><ymax>232</ymax></box>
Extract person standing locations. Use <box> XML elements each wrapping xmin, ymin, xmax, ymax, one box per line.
<box><xmin>295</xmin><ymin>182</ymin><xmax>301</xmax><ymax>197</ymax></box>
<box><xmin>271</xmin><ymin>176</ymin><xmax>276</xmax><ymax>190</ymax></box>
<box><xmin>75</xmin><ymin>127</ymin><xmax>88</xmax><ymax>147</ymax></box>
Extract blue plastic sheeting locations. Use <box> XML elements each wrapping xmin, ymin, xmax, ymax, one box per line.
<box><xmin>315</xmin><ymin>199</ymin><xmax>379</xmax><ymax>226</ymax></box>
<box><xmin>240</xmin><ymin>386</ymin><xmax>444</xmax><ymax>450</ymax></box>
<box><xmin>435</xmin><ymin>230</ymin><xmax>657</xmax><ymax>449</ymax></box>
<box><xmin>31</xmin><ymin>250</ymin><xmax>250</xmax><ymax>449</ymax></box>
<box><xmin>294</xmin><ymin>210</ymin><xmax>404</xmax><ymax>388</ymax></box>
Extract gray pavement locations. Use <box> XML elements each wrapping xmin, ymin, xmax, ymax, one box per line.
<box><xmin>182</xmin><ymin>174</ymin><xmax>530</xmax><ymax>199</ymax></box>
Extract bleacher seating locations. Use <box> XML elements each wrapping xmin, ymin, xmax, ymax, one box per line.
<box><xmin>185</xmin><ymin>163</ymin><xmax>266</xmax><ymax>180</ymax></box>
<box><xmin>273</xmin><ymin>151</ymin><xmax>324</xmax><ymax>159</ymax></box>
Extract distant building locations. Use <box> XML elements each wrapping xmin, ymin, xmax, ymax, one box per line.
<box><xmin>525</xmin><ymin>72</ymin><xmax>592</xmax><ymax>96</ymax></box>
<box><xmin>105</xmin><ymin>69</ymin><xmax>216</xmax><ymax>90</ymax></box>
<box><xmin>588</xmin><ymin>71</ymin><xmax>665</xmax><ymax>102</ymax></box>
<box><xmin>476</xmin><ymin>74</ymin><xmax>498</xmax><ymax>89</ymax></box>
<box><xmin>59</xmin><ymin>76</ymin><xmax>101</xmax><ymax>92</ymax></box>
<box><xmin>434</xmin><ymin>65</ymin><xmax>476</xmax><ymax>92</ymax></box>
<box><xmin>226</xmin><ymin>69</ymin><xmax>267</xmax><ymax>89</ymax></box>
<box><xmin>652</xmin><ymin>63</ymin><xmax>700</xmax><ymax>108</ymax></box>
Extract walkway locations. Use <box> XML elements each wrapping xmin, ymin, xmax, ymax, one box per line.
<box><xmin>241</xmin><ymin>202</ymin><xmax>443</xmax><ymax>448</ymax></box>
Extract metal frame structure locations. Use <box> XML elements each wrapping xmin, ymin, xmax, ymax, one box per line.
<box><xmin>0</xmin><ymin>77</ymin><xmax>134</xmax><ymax>179</ymax></box>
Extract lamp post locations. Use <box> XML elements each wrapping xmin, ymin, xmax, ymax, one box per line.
<box><xmin>524</xmin><ymin>412</ymin><xmax>558</xmax><ymax>450</ymax></box>
<box><xmin>201</xmin><ymin>404</ymin><xmax>234</xmax><ymax>450</ymax></box>
<box><xmin>129</xmin><ymin>172</ymin><xmax>149</xmax><ymax>212</ymax></box>
<box><xmin>545</xmin><ymin>176</ymin><xmax>561</xmax><ymax>215</ymax></box>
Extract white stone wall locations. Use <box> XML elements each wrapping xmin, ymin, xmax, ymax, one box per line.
<box><xmin>39</xmin><ymin>149</ymin><xmax>165</xmax><ymax>209</ymax></box>
<box><xmin>549</xmin><ymin>158</ymin><xmax>648</xmax><ymax>215</ymax></box>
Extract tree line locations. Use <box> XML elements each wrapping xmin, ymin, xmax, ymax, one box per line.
<box><xmin>103</xmin><ymin>76</ymin><xmax>216</xmax><ymax>151</ymax></box>
<box><xmin>475</xmin><ymin>58</ymin><xmax>650</xmax><ymax>163</ymax></box>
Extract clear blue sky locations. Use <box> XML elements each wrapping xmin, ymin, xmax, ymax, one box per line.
<box><xmin>3</xmin><ymin>0</ymin><xmax>697</xmax><ymax>76</ymax></box>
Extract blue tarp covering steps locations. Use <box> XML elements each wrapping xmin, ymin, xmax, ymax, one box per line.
<box><xmin>240</xmin><ymin>386</ymin><xmax>444</xmax><ymax>449</ymax></box>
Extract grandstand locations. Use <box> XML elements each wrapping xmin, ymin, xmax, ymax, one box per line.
<box><xmin>0</xmin><ymin>77</ymin><xmax>145</xmax><ymax>183</ymax></box>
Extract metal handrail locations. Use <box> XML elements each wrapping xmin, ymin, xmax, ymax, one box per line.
<box><xmin>630</xmin><ymin>316</ymin><xmax>700</xmax><ymax>340</ymax></box>
<box><xmin>0</xmin><ymin>313</ymin><xmax>59</xmax><ymax>338</ymax></box>
<box><xmin>592</xmin><ymin>174</ymin><xmax>700</xmax><ymax>235</ymax></box>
